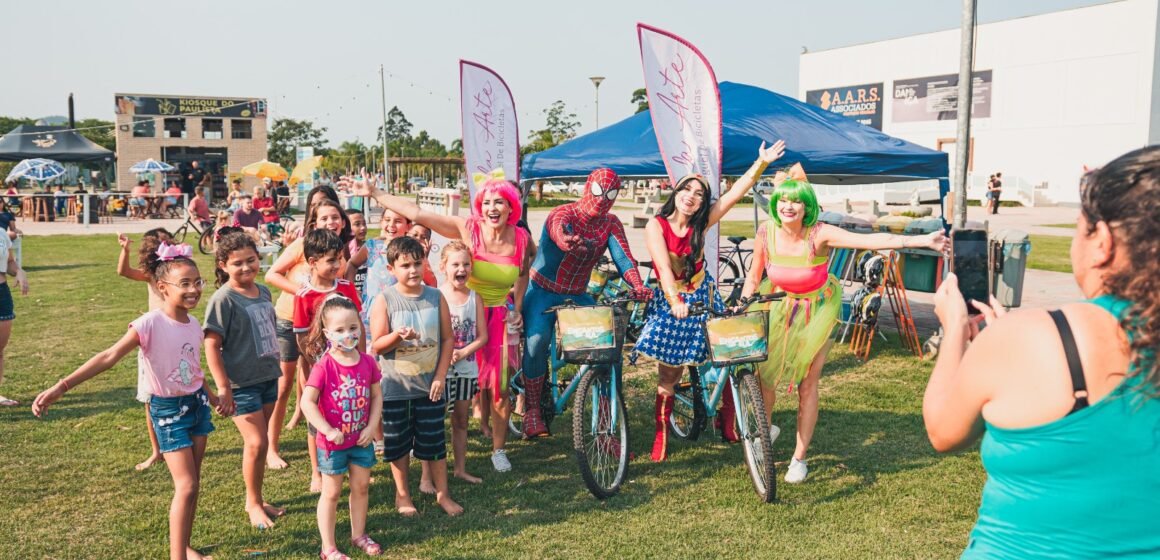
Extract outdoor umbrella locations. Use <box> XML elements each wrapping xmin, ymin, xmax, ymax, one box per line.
<box><xmin>288</xmin><ymin>155</ymin><xmax>322</xmax><ymax>186</ymax></box>
<box><xmin>5</xmin><ymin>158</ymin><xmax>66</xmax><ymax>183</ymax></box>
<box><xmin>240</xmin><ymin>160</ymin><xmax>289</xmax><ymax>181</ymax></box>
<box><xmin>128</xmin><ymin>158</ymin><xmax>176</xmax><ymax>173</ymax></box>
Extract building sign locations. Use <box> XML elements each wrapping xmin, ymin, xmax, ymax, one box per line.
<box><xmin>805</xmin><ymin>82</ymin><xmax>883</xmax><ymax>130</ymax></box>
<box><xmin>115</xmin><ymin>95</ymin><xmax>267</xmax><ymax>118</ymax></box>
<box><xmin>891</xmin><ymin>70</ymin><xmax>992</xmax><ymax>122</ymax></box>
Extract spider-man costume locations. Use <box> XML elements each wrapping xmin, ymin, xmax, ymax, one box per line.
<box><xmin>520</xmin><ymin>168</ymin><xmax>648</xmax><ymax>437</ymax></box>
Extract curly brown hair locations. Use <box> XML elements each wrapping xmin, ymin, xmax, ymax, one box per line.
<box><xmin>301</xmin><ymin>294</ymin><xmax>360</xmax><ymax>358</ymax></box>
<box><xmin>139</xmin><ymin>237</ymin><xmax>196</xmax><ymax>282</ymax></box>
<box><xmin>213</xmin><ymin>232</ymin><xmax>258</xmax><ymax>287</ymax></box>
<box><xmin>1081</xmin><ymin>146</ymin><xmax>1160</xmax><ymax>393</ymax></box>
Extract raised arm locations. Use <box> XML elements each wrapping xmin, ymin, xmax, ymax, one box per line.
<box><xmin>343</xmin><ymin>171</ymin><xmax>467</xmax><ymax>242</ymax></box>
<box><xmin>264</xmin><ymin>240</ymin><xmax>304</xmax><ymax>294</ymax></box>
<box><xmin>116</xmin><ymin>233</ymin><xmax>150</xmax><ymax>282</ymax></box>
<box><xmin>707</xmin><ymin>140</ymin><xmax>785</xmax><ymax>227</ymax></box>
<box><xmin>817</xmin><ymin>223</ymin><xmax>948</xmax><ymax>253</ymax></box>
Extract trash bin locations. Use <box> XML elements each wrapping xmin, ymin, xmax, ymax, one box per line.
<box><xmin>899</xmin><ymin>218</ymin><xmax>946</xmax><ymax>293</ymax></box>
<box><xmin>990</xmin><ymin>229</ymin><xmax>1031</xmax><ymax>308</ymax></box>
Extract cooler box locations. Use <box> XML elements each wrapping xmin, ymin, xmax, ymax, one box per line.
<box><xmin>990</xmin><ymin>229</ymin><xmax>1031</xmax><ymax>308</ymax></box>
<box><xmin>840</xmin><ymin>215</ymin><xmax>874</xmax><ymax>232</ymax></box>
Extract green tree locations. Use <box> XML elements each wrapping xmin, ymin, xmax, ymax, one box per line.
<box><xmin>448</xmin><ymin>138</ymin><xmax>464</xmax><ymax>157</ymax></box>
<box><xmin>75</xmin><ymin>118</ymin><xmax>115</xmax><ymax>151</ymax></box>
<box><xmin>0</xmin><ymin>117</ymin><xmax>35</xmax><ymax>136</ymax></box>
<box><xmin>267</xmin><ymin>118</ymin><xmax>329</xmax><ymax>168</ymax></box>
<box><xmin>522</xmin><ymin>100</ymin><xmax>580</xmax><ymax>157</ymax></box>
<box><xmin>377</xmin><ymin>106</ymin><xmax>413</xmax><ymax>144</ymax></box>
<box><xmin>631</xmin><ymin>88</ymin><xmax>649</xmax><ymax>114</ymax></box>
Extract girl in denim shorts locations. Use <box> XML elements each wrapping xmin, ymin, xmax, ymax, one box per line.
<box><xmin>33</xmin><ymin>242</ymin><xmax>227</xmax><ymax>560</ymax></box>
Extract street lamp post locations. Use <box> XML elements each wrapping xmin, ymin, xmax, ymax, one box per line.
<box><xmin>589</xmin><ymin>76</ymin><xmax>605</xmax><ymax>129</ymax></box>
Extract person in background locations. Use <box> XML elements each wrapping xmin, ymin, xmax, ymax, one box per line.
<box><xmin>129</xmin><ymin>180</ymin><xmax>150</xmax><ymax>219</ymax></box>
<box><xmin>924</xmin><ymin>147</ymin><xmax>1160</xmax><ymax>558</ymax></box>
<box><xmin>407</xmin><ymin>224</ymin><xmax>438</xmax><ymax>287</ymax></box>
<box><xmin>183</xmin><ymin>160</ymin><xmax>205</xmax><ymax>199</ymax></box>
<box><xmin>233</xmin><ymin>194</ymin><xmax>263</xmax><ymax>242</ymax></box>
<box><xmin>161</xmin><ymin>182</ymin><xmax>182</xmax><ymax>217</ymax></box>
<box><xmin>227</xmin><ymin>179</ymin><xmax>244</xmax><ymax>212</ymax></box>
<box><xmin>990</xmin><ymin>172</ymin><xmax>1003</xmax><ymax>214</ymax></box>
<box><xmin>53</xmin><ymin>184</ymin><xmax>69</xmax><ymax>217</ymax></box>
<box><xmin>0</xmin><ymin>198</ymin><xmax>21</xmax><ymax>241</ymax></box>
<box><xmin>253</xmin><ymin>184</ymin><xmax>279</xmax><ymax>237</ymax></box>
<box><xmin>5</xmin><ymin>182</ymin><xmax>19</xmax><ymax>209</ymax></box>
<box><xmin>188</xmin><ymin>186</ymin><xmax>211</xmax><ymax>228</ymax></box>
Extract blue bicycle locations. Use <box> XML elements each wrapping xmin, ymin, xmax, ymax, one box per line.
<box><xmin>508</xmin><ymin>297</ymin><xmax>640</xmax><ymax>499</ymax></box>
<box><xmin>672</xmin><ymin>292</ymin><xmax>785</xmax><ymax>502</ymax></box>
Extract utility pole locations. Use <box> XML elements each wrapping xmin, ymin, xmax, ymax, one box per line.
<box><xmin>379</xmin><ymin>64</ymin><xmax>390</xmax><ymax>190</ymax></box>
<box><xmin>953</xmin><ymin>0</ymin><xmax>977</xmax><ymax>229</ymax></box>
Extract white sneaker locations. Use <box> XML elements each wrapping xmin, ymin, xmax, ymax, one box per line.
<box><xmin>769</xmin><ymin>424</ymin><xmax>781</xmax><ymax>444</ymax></box>
<box><xmin>491</xmin><ymin>449</ymin><xmax>512</xmax><ymax>472</ymax></box>
<box><xmin>785</xmin><ymin>457</ymin><xmax>808</xmax><ymax>484</ymax></box>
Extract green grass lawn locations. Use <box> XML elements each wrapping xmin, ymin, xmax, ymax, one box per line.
<box><xmin>1027</xmin><ymin>234</ymin><xmax>1072</xmax><ymax>273</ymax></box>
<box><xmin>0</xmin><ymin>234</ymin><xmax>984</xmax><ymax>558</ymax></box>
<box><xmin>1039</xmin><ymin>223</ymin><xmax>1076</xmax><ymax>229</ymax></box>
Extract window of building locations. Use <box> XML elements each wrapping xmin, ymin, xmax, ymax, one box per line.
<box><xmin>163</xmin><ymin>118</ymin><xmax>187</xmax><ymax>139</ymax></box>
<box><xmin>202</xmin><ymin>119</ymin><xmax>223</xmax><ymax>140</ymax></box>
<box><xmin>132</xmin><ymin>116</ymin><xmax>155</xmax><ymax>138</ymax></box>
<box><xmin>230</xmin><ymin>119</ymin><xmax>252</xmax><ymax>139</ymax></box>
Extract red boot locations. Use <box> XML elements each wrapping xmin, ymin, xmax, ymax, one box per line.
<box><xmin>717</xmin><ymin>384</ymin><xmax>740</xmax><ymax>443</ymax></box>
<box><xmin>651</xmin><ymin>394</ymin><xmax>674</xmax><ymax>462</ymax></box>
<box><xmin>522</xmin><ymin>375</ymin><xmax>549</xmax><ymax>438</ymax></box>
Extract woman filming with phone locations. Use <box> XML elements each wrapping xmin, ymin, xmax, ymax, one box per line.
<box><xmin>925</xmin><ymin>146</ymin><xmax>1160</xmax><ymax>558</ymax></box>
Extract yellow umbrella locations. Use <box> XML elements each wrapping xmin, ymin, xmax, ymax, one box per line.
<box><xmin>288</xmin><ymin>155</ymin><xmax>323</xmax><ymax>186</ymax></box>
<box><xmin>240</xmin><ymin>159</ymin><xmax>289</xmax><ymax>181</ymax></box>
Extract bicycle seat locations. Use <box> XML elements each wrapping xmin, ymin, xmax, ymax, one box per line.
<box><xmin>727</xmin><ymin>236</ymin><xmax>747</xmax><ymax>245</ymax></box>
<box><xmin>639</xmin><ymin>261</ymin><xmax>654</xmax><ymax>269</ymax></box>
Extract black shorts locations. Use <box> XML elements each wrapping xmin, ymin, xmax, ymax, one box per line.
<box><xmin>275</xmin><ymin>318</ymin><xmax>299</xmax><ymax>362</ymax></box>
<box><xmin>0</xmin><ymin>282</ymin><xmax>13</xmax><ymax>322</ymax></box>
<box><xmin>381</xmin><ymin>396</ymin><xmax>447</xmax><ymax>461</ymax></box>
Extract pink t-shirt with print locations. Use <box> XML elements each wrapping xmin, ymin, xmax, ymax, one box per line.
<box><xmin>130</xmin><ymin>310</ymin><xmax>205</xmax><ymax>397</ymax></box>
<box><xmin>306</xmin><ymin>352</ymin><xmax>381</xmax><ymax>452</ymax></box>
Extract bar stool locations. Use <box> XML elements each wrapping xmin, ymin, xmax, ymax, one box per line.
<box><xmin>32</xmin><ymin>197</ymin><xmax>52</xmax><ymax>222</ymax></box>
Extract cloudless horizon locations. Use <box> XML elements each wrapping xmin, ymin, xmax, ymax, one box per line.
<box><xmin>4</xmin><ymin>0</ymin><xmax>1109</xmax><ymax>149</ymax></box>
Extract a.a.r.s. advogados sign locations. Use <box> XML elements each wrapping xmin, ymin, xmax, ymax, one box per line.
<box><xmin>805</xmin><ymin>83</ymin><xmax>883</xmax><ymax>130</ymax></box>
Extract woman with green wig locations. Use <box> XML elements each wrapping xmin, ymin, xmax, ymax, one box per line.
<box><xmin>739</xmin><ymin>166</ymin><xmax>947</xmax><ymax>484</ymax></box>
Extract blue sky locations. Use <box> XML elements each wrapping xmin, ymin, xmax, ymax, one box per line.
<box><xmin>3</xmin><ymin>0</ymin><xmax>1107</xmax><ymax>146</ymax></box>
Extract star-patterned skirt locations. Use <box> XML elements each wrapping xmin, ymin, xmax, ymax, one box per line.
<box><xmin>632</xmin><ymin>276</ymin><xmax>724</xmax><ymax>367</ymax></box>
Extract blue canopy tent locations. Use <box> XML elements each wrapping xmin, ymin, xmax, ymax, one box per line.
<box><xmin>522</xmin><ymin>81</ymin><xmax>949</xmax><ymax>195</ymax></box>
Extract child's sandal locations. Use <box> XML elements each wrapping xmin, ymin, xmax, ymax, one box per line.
<box><xmin>320</xmin><ymin>548</ymin><xmax>350</xmax><ymax>560</ymax></box>
<box><xmin>351</xmin><ymin>534</ymin><xmax>382</xmax><ymax>556</ymax></box>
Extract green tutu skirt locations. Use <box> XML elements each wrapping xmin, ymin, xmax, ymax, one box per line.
<box><xmin>756</xmin><ymin>275</ymin><xmax>842</xmax><ymax>387</ymax></box>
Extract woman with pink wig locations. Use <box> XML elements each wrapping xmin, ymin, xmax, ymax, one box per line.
<box><xmin>344</xmin><ymin>169</ymin><xmax>532</xmax><ymax>474</ymax></box>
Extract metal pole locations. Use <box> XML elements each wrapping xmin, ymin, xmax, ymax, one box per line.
<box><xmin>953</xmin><ymin>0</ymin><xmax>977</xmax><ymax>229</ymax></box>
<box><xmin>379</xmin><ymin>64</ymin><xmax>390</xmax><ymax>191</ymax></box>
<box><xmin>590</xmin><ymin>77</ymin><xmax>605</xmax><ymax>130</ymax></box>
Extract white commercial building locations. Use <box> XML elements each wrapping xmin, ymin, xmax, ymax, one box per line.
<box><xmin>799</xmin><ymin>0</ymin><xmax>1160</xmax><ymax>205</ymax></box>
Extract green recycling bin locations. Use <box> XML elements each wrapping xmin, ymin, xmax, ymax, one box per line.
<box><xmin>899</xmin><ymin>218</ymin><xmax>946</xmax><ymax>293</ymax></box>
<box><xmin>990</xmin><ymin>229</ymin><xmax>1031</xmax><ymax>308</ymax></box>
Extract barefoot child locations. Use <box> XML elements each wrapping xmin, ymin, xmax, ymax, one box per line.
<box><xmin>34</xmin><ymin>242</ymin><xmax>219</xmax><ymax>560</ymax></box>
<box><xmin>422</xmin><ymin>241</ymin><xmax>486</xmax><ymax>489</ymax></box>
<box><xmin>293</xmin><ymin>229</ymin><xmax>363</xmax><ymax>492</ymax></box>
<box><xmin>116</xmin><ymin>228</ymin><xmax>173</xmax><ymax>471</ymax></box>
<box><xmin>203</xmin><ymin>232</ymin><xmax>286</xmax><ymax>528</ymax></box>
<box><xmin>301</xmin><ymin>296</ymin><xmax>384</xmax><ymax>559</ymax></box>
<box><xmin>370</xmin><ymin>236</ymin><xmax>462</xmax><ymax>516</ymax></box>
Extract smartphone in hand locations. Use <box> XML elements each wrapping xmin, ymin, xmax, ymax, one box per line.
<box><xmin>951</xmin><ymin>229</ymin><xmax>990</xmax><ymax>314</ymax></box>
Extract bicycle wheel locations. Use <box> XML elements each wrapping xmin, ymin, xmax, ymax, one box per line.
<box><xmin>734</xmin><ymin>369</ymin><xmax>777</xmax><ymax>503</ymax></box>
<box><xmin>669</xmin><ymin>366</ymin><xmax>706</xmax><ymax>440</ymax></box>
<box><xmin>172</xmin><ymin>225</ymin><xmax>189</xmax><ymax>244</ymax></box>
<box><xmin>198</xmin><ymin>227</ymin><xmax>214</xmax><ymax>255</ymax></box>
<box><xmin>573</xmin><ymin>367</ymin><xmax>629</xmax><ymax>499</ymax></box>
<box><xmin>717</xmin><ymin>256</ymin><xmax>742</xmax><ymax>306</ymax></box>
<box><xmin>507</xmin><ymin>370</ymin><xmax>526</xmax><ymax>438</ymax></box>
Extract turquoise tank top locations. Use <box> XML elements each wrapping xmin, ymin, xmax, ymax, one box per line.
<box><xmin>964</xmin><ymin>295</ymin><xmax>1160</xmax><ymax>559</ymax></box>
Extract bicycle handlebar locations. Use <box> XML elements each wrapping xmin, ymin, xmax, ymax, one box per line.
<box><xmin>543</xmin><ymin>296</ymin><xmax>646</xmax><ymax>315</ymax></box>
<box><xmin>687</xmin><ymin>291</ymin><xmax>786</xmax><ymax>318</ymax></box>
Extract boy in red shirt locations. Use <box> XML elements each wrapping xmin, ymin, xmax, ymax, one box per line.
<box><xmin>292</xmin><ymin>228</ymin><xmax>363</xmax><ymax>491</ymax></box>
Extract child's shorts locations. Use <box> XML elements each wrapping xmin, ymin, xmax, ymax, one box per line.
<box><xmin>317</xmin><ymin>443</ymin><xmax>377</xmax><ymax>475</ymax></box>
<box><xmin>233</xmin><ymin>378</ymin><xmax>279</xmax><ymax>416</ymax></box>
<box><xmin>381</xmin><ymin>396</ymin><xmax>447</xmax><ymax>462</ymax></box>
<box><xmin>148</xmin><ymin>389</ymin><xmax>215</xmax><ymax>453</ymax></box>
<box><xmin>445</xmin><ymin>376</ymin><xmax>479</xmax><ymax>402</ymax></box>
<box><xmin>275</xmin><ymin>318</ymin><xmax>300</xmax><ymax>362</ymax></box>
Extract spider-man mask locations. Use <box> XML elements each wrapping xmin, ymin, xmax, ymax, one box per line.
<box><xmin>578</xmin><ymin>168</ymin><xmax>620</xmax><ymax>217</ymax></box>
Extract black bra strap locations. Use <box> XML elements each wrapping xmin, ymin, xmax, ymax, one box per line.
<box><xmin>1048</xmin><ymin>310</ymin><xmax>1090</xmax><ymax>413</ymax></box>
